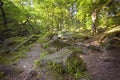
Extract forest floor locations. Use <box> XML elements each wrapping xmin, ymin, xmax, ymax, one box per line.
<box><xmin>80</xmin><ymin>39</ymin><xmax>120</xmax><ymax>80</ymax></box>
<box><xmin>0</xmin><ymin>43</ymin><xmax>77</xmax><ymax>80</ymax></box>
<box><xmin>0</xmin><ymin>43</ymin><xmax>41</xmax><ymax>80</ymax></box>
<box><xmin>0</xmin><ymin>36</ymin><xmax>120</xmax><ymax>80</ymax></box>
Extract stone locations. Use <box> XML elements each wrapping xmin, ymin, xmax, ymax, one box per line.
<box><xmin>46</xmin><ymin>47</ymin><xmax>57</xmax><ymax>54</ymax></box>
<box><xmin>40</xmin><ymin>47</ymin><xmax>73</xmax><ymax>65</ymax></box>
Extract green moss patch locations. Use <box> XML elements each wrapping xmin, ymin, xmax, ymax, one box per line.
<box><xmin>0</xmin><ymin>45</ymin><xmax>28</xmax><ymax>64</ymax></box>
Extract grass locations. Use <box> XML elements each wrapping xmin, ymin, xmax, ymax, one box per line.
<box><xmin>36</xmin><ymin>48</ymin><xmax>88</xmax><ymax>79</ymax></box>
<box><xmin>43</xmin><ymin>57</ymin><xmax>88</xmax><ymax>79</ymax></box>
<box><xmin>34</xmin><ymin>50</ymin><xmax>48</xmax><ymax>67</ymax></box>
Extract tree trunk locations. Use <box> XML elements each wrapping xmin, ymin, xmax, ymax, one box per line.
<box><xmin>0</xmin><ymin>0</ymin><xmax>7</xmax><ymax>25</ymax></box>
<box><xmin>91</xmin><ymin>9</ymin><xmax>97</xmax><ymax>35</ymax></box>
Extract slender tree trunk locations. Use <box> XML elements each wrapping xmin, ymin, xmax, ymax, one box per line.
<box><xmin>0</xmin><ymin>0</ymin><xmax>8</xmax><ymax>44</ymax></box>
<box><xmin>91</xmin><ymin>9</ymin><xmax>97</xmax><ymax>35</ymax></box>
<box><xmin>0</xmin><ymin>0</ymin><xmax>7</xmax><ymax>25</ymax></box>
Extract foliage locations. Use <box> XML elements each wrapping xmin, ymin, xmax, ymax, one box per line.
<box><xmin>43</xmin><ymin>57</ymin><xmax>88</xmax><ymax>79</ymax></box>
<box><xmin>0</xmin><ymin>0</ymin><xmax>120</xmax><ymax>41</ymax></box>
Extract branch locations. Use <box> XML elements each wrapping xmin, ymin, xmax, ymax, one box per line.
<box><xmin>9</xmin><ymin>35</ymin><xmax>34</xmax><ymax>53</ymax></box>
<box><xmin>108</xmin><ymin>13</ymin><xmax>120</xmax><ymax>18</ymax></box>
<box><xmin>96</xmin><ymin>0</ymin><xmax>112</xmax><ymax>10</ymax></box>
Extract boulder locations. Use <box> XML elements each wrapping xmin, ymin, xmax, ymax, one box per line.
<box><xmin>45</xmin><ymin>47</ymin><xmax>57</xmax><ymax>54</ymax></box>
<box><xmin>40</xmin><ymin>47</ymin><xmax>73</xmax><ymax>65</ymax></box>
<box><xmin>42</xmin><ymin>39</ymin><xmax>71</xmax><ymax>50</ymax></box>
<box><xmin>39</xmin><ymin>47</ymin><xmax>86</xmax><ymax>76</ymax></box>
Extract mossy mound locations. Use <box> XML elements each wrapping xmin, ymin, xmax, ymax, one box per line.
<box><xmin>39</xmin><ymin>47</ymin><xmax>88</xmax><ymax>79</ymax></box>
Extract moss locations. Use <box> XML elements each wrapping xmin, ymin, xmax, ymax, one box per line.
<box><xmin>42</xmin><ymin>55</ymin><xmax>87</xmax><ymax>79</ymax></box>
<box><xmin>0</xmin><ymin>56</ymin><xmax>12</xmax><ymax>64</ymax></box>
<box><xmin>0</xmin><ymin>45</ymin><xmax>28</xmax><ymax>64</ymax></box>
<box><xmin>66</xmin><ymin>57</ymin><xmax>86</xmax><ymax>74</ymax></box>
<box><xmin>69</xmin><ymin>47</ymin><xmax>83</xmax><ymax>54</ymax></box>
<box><xmin>34</xmin><ymin>51</ymin><xmax>48</xmax><ymax>67</ymax></box>
<box><xmin>46</xmin><ymin>62</ymin><xmax>64</xmax><ymax>74</ymax></box>
<box><xmin>34</xmin><ymin>60</ymin><xmax>40</xmax><ymax>67</ymax></box>
<box><xmin>7</xmin><ymin>37</ymin><xmax>27</xmax><ymax>47</ymax></box>
<box><xmin>72</xmin><ymin>33</ymin><xmax>92</xmax><ymax>42</ymax></box>
<box><xmin>50</xmin><ymin>39</ymin><xmax>70</xmax><ymax>49</ymax></box>
<box><xmin>0</xmin><ymin>71</ymin><xmax>6</xmax><ymax>79</ymax></box>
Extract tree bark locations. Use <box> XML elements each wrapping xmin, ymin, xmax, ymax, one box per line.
<box><xmin>91</xmin><ymin>9</ymin><xmax>97</xmax><ymax>34</ymax></box>
<box><xmin>0</xmin><ymin>0</ymin><xmax>7</xmax><ymax>25</ymax></box>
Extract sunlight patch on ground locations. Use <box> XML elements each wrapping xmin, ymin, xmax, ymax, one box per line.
<box><xmin>90</xmin><ymin>41</ymin><xmax>100</xmax><ymax>46</ymax></box>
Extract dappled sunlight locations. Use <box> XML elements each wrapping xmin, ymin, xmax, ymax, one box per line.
<box><xmin>107</xmin><ymin>26</ymin><xmax>120</xmax><ymax>33</ymax></box>
<box><xmin>90</xmin><ymin>41</ymin><xmax>100</xmax><ymax>46</ymax></box>
<box><xmin>23</xmin><ymin>66</ymin><xmax>26</xmax><ymax>68</ymax></box>
<box><xmin>79</xmin><ymin>55</ymin><xmax>84</xmax><ymax>59</ymax></box>
<box><xmin>0</xmin><ymin>0</ymin><xmax>120</xmax><ymax>80</ymax></box>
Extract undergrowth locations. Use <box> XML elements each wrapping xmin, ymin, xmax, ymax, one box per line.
<box><xmin>0</xmin><ymin>45</ymin><xmax>29</xmax><ymax>64</ymax></box>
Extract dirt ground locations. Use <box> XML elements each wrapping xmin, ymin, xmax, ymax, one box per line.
<box><xmin>0</xmin><ymin>39</ymin><xmax>120</xmax><ymax>80</ymax></box>
<box><xmin>80</xmin><ymin>39</ymin><xmax>120</xmax><ymax>80</ymax></box>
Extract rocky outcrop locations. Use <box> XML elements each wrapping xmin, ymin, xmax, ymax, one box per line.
<box><xmin>40</xmin><ymin>47</ymin><xmax>73</xmax><ymax>65</ymax></box>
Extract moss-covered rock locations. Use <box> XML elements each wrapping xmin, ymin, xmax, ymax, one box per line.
<box><xmin>39</xmin><ymin>47</ymin><xmax>87</xmax><ymax>79</ymax></box>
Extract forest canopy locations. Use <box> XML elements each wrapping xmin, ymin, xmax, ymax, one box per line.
<box><xmin>0</xmin><ymin>0</ymin><xmax>120</xmax><ymax>42</ymax></box>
